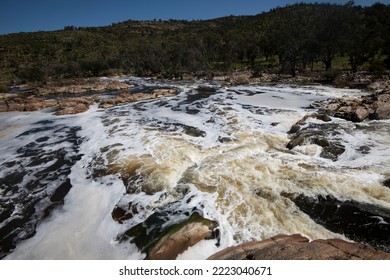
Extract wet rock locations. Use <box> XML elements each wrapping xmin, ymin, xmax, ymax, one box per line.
<box><xmin>320</xmin><ymin>142</ymin><xmax>345</xmax><ymax>161</ymax></box>
<box><xmin>208</xmin><ymin>234</ymin><xmax>390</xmax><ymax>260</ymax></box>
<box><xmin>119</xmin><ymin>209</ymin><xmax>218</xmax><ymax>260</ymax></box>
<box><xmin>293</xmin><ymin>194</ymin><xmax>390</xmax><ymax>252</ymax></box>
<box><xmin>383</xmin><ymin>178</ymin><xmax>390</xmax><ymax>189</ymax></box>
<box><xmin>182</xmin><ymin>124</ymin><xmax>206</xmax><ymax>137</ymax></box>
<box><xmin>49</xmin><ymin>179</ymin><xmax>72</xmax><ymax>203</ymax></box>
<box><xmin>287</xmin><ymin>124</ymin><xmax>301</xmax><ymax>134</ymax></box>
<box><xmin>111</xmin><ymin>204</ymin><xmax>138</xmax><ymax>224</ymax></box>
<box><xmin>357</xmin><ymin>145</ymin><xmax>371</xmax><ymax>154</ymax></box>
<box><xmin>286</xmin><ymin>121</ymin><xmax>345</xmax><ymax>160</ymax></box>
<box><xmin>286</xmin><ymin>135</ymin><xmax>305</xmax><ymax>150</ymax></box>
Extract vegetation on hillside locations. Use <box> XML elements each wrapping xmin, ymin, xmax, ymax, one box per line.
<box><xmin>0</xmin><ymin>1</ymin><xmax>389</xmax><ymax>87</ymax></box>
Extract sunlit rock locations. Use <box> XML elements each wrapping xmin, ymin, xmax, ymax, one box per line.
<box><xmin>208</xmin><ymin>234</ymin><xmax>390</xmax><ymax>260</ymax></box>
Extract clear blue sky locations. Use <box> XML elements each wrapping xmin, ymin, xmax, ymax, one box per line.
<box><xmin>0</xmin><ymin>0</ymin><xmax>388</xmax><ymax>35</ymax></box>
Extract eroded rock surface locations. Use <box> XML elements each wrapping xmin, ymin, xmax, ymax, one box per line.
<box><xmin>119</xmin><ymin>209</ymin><xmax>218</xmax><ymax>260</ymax></box>
<box><xmin>208</xmin><ymin>234</ymin><xmax>390</xmax><ymax>260</ymax></box>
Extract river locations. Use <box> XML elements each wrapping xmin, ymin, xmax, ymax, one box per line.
<box><xmin>1</xmin><ymin>77</ymin><xmax>389</xmax><ymax>259</ymax></box>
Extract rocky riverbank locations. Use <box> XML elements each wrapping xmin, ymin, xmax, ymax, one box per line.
<box><xmin>1</xmin><ymin>71</ymin><xmax>389</xmax><ymax>116</ymax></box>
<box><xmin>0</xmin><ymin>78</ymin><xmax>177</xmax><ymax>115</ymax></box>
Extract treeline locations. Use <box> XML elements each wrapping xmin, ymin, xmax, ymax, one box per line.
<box><xmin>0</xmin><ymin>1</ymin><xmax>389</xmax><ymax>84</ymax></box>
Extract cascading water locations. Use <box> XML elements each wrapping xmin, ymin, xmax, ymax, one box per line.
<box><xmin>1</xmin><ymin>78</ymin><xmax>389</xmax><ymax>259</ymax></box>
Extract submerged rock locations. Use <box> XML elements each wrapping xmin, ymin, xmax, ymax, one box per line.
<box><xmin>383</xmin><ymin>178</ymin><xmax>390</xmax><ymax>189</ymax></box>
<box><xmin>119</xmin><ymin>209</ymin><xmax>218</xmax><ymax>260</ymax></box>
<box><xmin>208</xmin><ymin>234</ymin><xmax>390</xmax><ymax>260</ymax></box>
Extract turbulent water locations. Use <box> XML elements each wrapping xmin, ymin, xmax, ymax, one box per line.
<box><xmin>1</xmin><ymin>77</ymin><xmax>390</xmax><ymax>259</ymax></box>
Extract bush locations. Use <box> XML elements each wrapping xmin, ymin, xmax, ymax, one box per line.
<box><xmin>323</xmin><ymin>69</ymin><xmax>341</xmax><ymax>82</ymax></box>
<box><xmin>16</xmin><ymin>64</ymin><xmax>45</xmax><ymax>82</ymax></box>
<box><xmin>0</xmin><ymin>83</ymin><xmax>10</xmax><ymax>93</ymax></box>
<box><xmin>368</xmin><ymin>58</ymin><xmax>386</xmax><ymax>75</ymax></box>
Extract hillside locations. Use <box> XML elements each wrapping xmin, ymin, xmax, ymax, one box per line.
<box><xmin>0</xmin><ymin>2</ymin><xmax>389</xmax><ymax>90</ymax></box>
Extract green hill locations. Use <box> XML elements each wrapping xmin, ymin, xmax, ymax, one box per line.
<box><xmin>0</xmin><ymin>1</ymin><xmax>389</xmax><ymax>88</ymax></box>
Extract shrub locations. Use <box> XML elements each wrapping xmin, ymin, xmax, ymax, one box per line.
<box><xmin>368</xmin><ymin>58</ymin><xmax>386</xmax><ymax>75</ymax></box>
<box><xmin>323</xmin><ymin>69</ymin><xmax>341</xmax><ymax>82</ymax></box>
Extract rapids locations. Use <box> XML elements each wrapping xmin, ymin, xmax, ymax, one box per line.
<box><xmin>1</xmin><ymin>77</ymin><xmax>390</xmax><ymax>259</ymax></box>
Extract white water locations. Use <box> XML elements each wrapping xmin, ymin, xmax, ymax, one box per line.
<box><xmin>1</xmin><ymin>80</ymin><xmax>390</xmax><ymax>259</ymax></box>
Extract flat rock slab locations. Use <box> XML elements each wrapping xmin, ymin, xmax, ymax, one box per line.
<box><xmin>208</xmin><ymin>234</ymin><xmax>390</xmax><ymax>260</ymax></box>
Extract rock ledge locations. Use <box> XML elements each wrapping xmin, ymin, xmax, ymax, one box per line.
<box><xmin>208</xmin><ymin>234</ymin><xmax>390</xmax><ymax>260</ymax></box>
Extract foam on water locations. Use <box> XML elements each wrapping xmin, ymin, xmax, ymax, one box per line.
<box><xmin>2</xmin><ymin>80</ymin><xmax>390</xmax><ymax>259</ymax></box>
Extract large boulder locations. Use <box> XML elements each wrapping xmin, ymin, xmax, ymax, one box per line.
<box><xmin>374</xmin><ymin>94</ymin><xmax>390</xmax><ymax>119</ymax></box>
<box><xmin>208</xmin><ymin>234</ymin><xmax>390</xmax><ymax>260</ymax></box>
<box><xmin>119</xmin><ymin>210</ymin><xmax>218</xmax><ymax>260</ymax></box>
<box><xmin>147</xmin><ymin>213</ymin><xmax>218</xmax><ymax>260</ymax></box>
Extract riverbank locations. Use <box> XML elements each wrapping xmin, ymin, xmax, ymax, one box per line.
<box><xmin>0</xmin><ymin>70</ymin><xmax>389</xmax><ymax>116</ymax></box>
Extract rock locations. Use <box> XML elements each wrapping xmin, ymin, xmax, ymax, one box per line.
<box><xmin>119</xmin><ymin>209</ymin><xmax>218</xmax><ymax>260</ymax></box>
<box><xmin>378</xmin><ymin>93</ymin><xmax>390</xmax><ymax>103</ymax></box>
<box><xmin>54</xmin><ymin>97</ymin><xmax>93</xmax><ymax>115</ymax></box>
<box><xmin>320</xmin><ymin>142</ymin><xmax>346</xmax><ymax>161</ymax></box>
<box><xmin>148</xmin><ymin>212</ymin><xmax>217</xmax><ymax>260</ymax></box>
<box><xmin>111</xmin><ymin>204</ymin><xmax>138</xmax><ymax>224</ymax></box>
<box><xmin>152</xmin><ymin>88</ymin><xmax>177</xmax><ymax>98</ymax></box>
<box><xmin>383</xmin><ymin>178</ymin><xmax>390</xmax><ymax>188</ymax></box>
<box><xmin>375</xmin><ymin>102</ymin><xmax>390</xmax><ymax>119</ymax></box>
<box><xmin>286</xmin><ymin>122</ymin><xmax>345</xmax><ymax>160</ymax></box>
<box><xmin>287</xmin><ymin>124</ymin><xmax>301</xmax><ymax>134</ymax></box>
<box><xmin>105</xmin><ymin>80</ymin><xmax>131</xmax><ymax>91</ymax></box>
<box><xmin>6</xmin><ymin>99</ymin><xmax>25</xmax><ymax>111</ymax></box>
<box><xmin>352</xmin><ymin>107</ymin><xmax>369</xmax><ymax>122</ymax></box>
<box><xmin>313</xmin><ymin>137</ymin><xmax>330</xmax><ymax>147</ymax></box>
<box><xmin>293</xmin><ymin>194</ymin><xmax>390</xmax><ymax>252</ymax></box>
<box><xmin>99</xmin><ymin>89</ymin><xmax>177</xmax><ymax>109</ymax></box>
<box><xmin>24</xmin><ymin>97</ymin><xmax>50</xmax><ymax>111</ymax></box>
<box><xmin>229</xmin><ymin>72</ymin><xmax>251</xmax><ymax>85</ymax></box>
<box><xmin>321</xmin><ymin>91</ymin><xmax>390</xmax><ymax>122</ymax></box>
<box><xmin>208</xmin><ymin>234</ymin><xmax>390</xmax><ymax>260</ymax></box>
<box><xmin>286</xmin><ymin>135</ymin><xmax>305</xmax><ymax>150</ymax></box>
<box><xmin>314</xmin><ymin>113</ymin><xmax>332</xmax><ymax>122</ymax></box>
<box><xmin>0</xmin><ymin>100</ymin><xmax>8</xmax><ymax>112</ymax></box>
<box><xmin>325</xmin><ymin>103</ymin><xmax>340</xmax><ymax>112</ymax></box>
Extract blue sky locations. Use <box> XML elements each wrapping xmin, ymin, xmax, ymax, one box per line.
<box><xmin>0</xmin><ymin>0</ymin><xmax>388</xmax><ymax>35</ymax></box>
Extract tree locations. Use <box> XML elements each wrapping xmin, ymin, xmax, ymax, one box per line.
<box><xmin>343</xmin><ymin>5</ymin><xmax>374</xmax><ymax>72</ymax></box>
